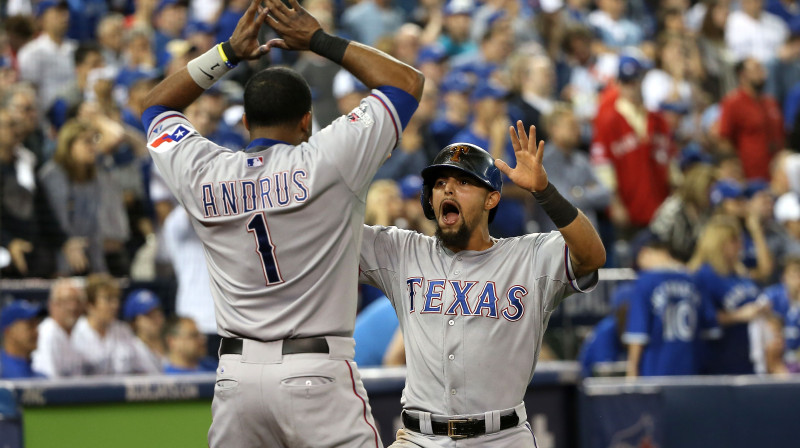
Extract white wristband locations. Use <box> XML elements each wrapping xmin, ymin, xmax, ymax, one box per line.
<box><xmin>187</xmin><ymin>45</ymin><xmax>233</xmax><ymax>90</ymax></box>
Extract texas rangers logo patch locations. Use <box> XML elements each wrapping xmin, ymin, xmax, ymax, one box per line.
<box><xmin>346</xmin><ymin>105</ymin><xmax>374</xmax><ymax>128</ymax></box>
<box><xmin>450</xmin><ymin>145</ymin><xmax>470</xmax><ymax>161</ymax></box>
<box><xmin>151</xmin><ymin>125</ymin><xmax>191</xmax><ymax>148</ymax></box>
<box><xmin>246</xmin><ymin>156</ymin><xmax>264</xmax><ymax>167</ymax></box>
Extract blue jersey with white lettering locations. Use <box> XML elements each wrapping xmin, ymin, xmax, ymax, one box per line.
<box><xmin>761</xmin><ymin>284</ymin><xmax>800</xmax><ymax>352</ymax></box>
<box><xmin>694</xmin><ymin>264</ymin><xmax>761</xmax><ymax>374</ymax></box>
<box><xmin>623</xmin><ymin>269</ymin><xmax>720</xmax><ymax>376</ymax></box>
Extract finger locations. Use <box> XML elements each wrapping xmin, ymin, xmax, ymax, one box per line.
<box><xmin>288</xmin><ymin>0</ymin><xmax>302</xmax><ymax>10</ymax></box>
<box><xmin>516</xmin><ymin>120</ymin><xmax>528</xmax><ymax>152</ymax></box>
<box><xmin>249</xmin><ymin>44</ymin><xmax>271</xmax><ymax>58</ymax></box>
<box><xmin>536</xmin><ymin>139</ymin><xmax>545</xmax><ymax>165</ymax></box>
<box><xmin>265</xmin><ymin>0</ymin><xmax>291</xmax><ymax>18</ymax></box>
<box><xmin>265</xmin><ymin>38</ymin><xmax>289</xmax><ymax>50</ymax></box>
<box><xmin>494</xmin><ymin>158</ymin><xmax>513</xmax><ymax>176</ymax></box>
<box><xmin>243</xmin><ymin>0</ymin><xmax>262</xmax><ymax>24</ymax></box>
<box><xmin>528</xmin><ymin>125</ymin><xmax>537</xmax><ymax>153</ymax></box>
<box><xmin>508</xmin><ymin>125</ymin><xmax>521</xmax><ymax>153</ymax></box>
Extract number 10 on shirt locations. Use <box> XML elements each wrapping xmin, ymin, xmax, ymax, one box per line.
<box><xmin>247</xmin><ymin>212</ymin><xmax>284</xmax><ymax>285</ymax></box>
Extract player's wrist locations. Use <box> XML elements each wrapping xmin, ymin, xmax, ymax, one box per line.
<box><xmin>532</xmin><ymin>182</ymin><xmax>579</xmax><ymax>228</ymax></box>
<box><xmin>220</xmin><ymin>41</ymin><xmax>242</xmax><ymax>67</ymax></box>
<box><xmin>309</xmin><ymin>29</ymin><xmax>350</xmax><ymax>64</ymax></box>
<box><xmin>187</xmin><ymin>44</ymin><xmax>235</xmax><ymax>90</ymax></box>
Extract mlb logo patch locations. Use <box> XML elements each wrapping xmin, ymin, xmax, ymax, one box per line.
<box><xmin>247</xmin><ymin>156</ymin><xmax>264</xmax><ymax>167</ymax></box>
<box><xmin>151</xmin><ymin>125</ymin><xmax>191</xmax><ymax>148</ymax></box>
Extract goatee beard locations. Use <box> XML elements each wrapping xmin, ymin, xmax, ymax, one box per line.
<box><xmin>435</xmin><ymin>220</ymin><xmax>472</xmax><ymax>251</ymax></box>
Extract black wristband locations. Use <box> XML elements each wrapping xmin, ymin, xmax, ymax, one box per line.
<box><xmin>309</xmin><ymin>29</ymin><xmax>350</xmax><ymax>64</ymax></box>
<box><xmin>532</xmin><ymin>183</ymin><xmax>579</xmax><ymax>228</ymax></box>
<box><xmin>221</xmin><ymin>40</ymin><xmax>241</xmax><ymax>67</ymax></box>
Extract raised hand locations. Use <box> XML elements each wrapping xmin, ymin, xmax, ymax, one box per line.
<box><xmin>228</xmin><ymin>0</ymin><xmax>272</xmax><ymax>60</ymax></box>
<box><xmin>263</xmin><ymin>0</ymin><xmax>323</xmax><ymax>51</ymax></box>
<box><xmin>494</xmin><ymin>120</ymin><xmax>549</xmax><ymax>193</ymax></box>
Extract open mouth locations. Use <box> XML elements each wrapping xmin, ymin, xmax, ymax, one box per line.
<box><xmin>440</xmin><ymin>200</ymin><xmax>461</xmax><ymax>226</ymax></box>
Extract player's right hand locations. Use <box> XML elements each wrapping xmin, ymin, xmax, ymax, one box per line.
<box><xmin>228</xmin><ymin>0</ymin><xmax>272</xmax><ymax>60</ymax></box>
<box><xmin>263</xmin><ymin>0</ymin><xmax>323</xmax><ymax>52</ymax></box>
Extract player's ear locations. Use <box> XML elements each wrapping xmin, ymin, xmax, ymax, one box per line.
<box><xmin>242</xmin><ymin>114</ymin><xmax>250</xmax><ymax>131</ymax></box>
<box><xmin>300</xmin><ymin>111</ymin><xmax>312</xmax><ymax>134</ymax></box>
<box><xmin>485</xmin><ymin>191</ymin><xmax>500</xmax><ymax>212</ymax></box>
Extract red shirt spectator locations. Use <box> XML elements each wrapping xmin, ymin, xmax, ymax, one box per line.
<box><xmin>591</xmin><ymin>101</ymin><xmax>673</xmax><ymax>227</ymax></box>
<box><xmin>717</xmin><ymin>58</ymin><xmax>784</xmax><ymax>180</ymax></box>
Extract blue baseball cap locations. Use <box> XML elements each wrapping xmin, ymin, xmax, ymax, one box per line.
<box><xmin>440</xmin><ymin>71</ymin><xmax>473</xmax><ymax>94</ymax></box>
<box><xmin>1</xmin><ymin>300</ymin><xmax>45</xmax><ymax>332</ymax></box>
<box><xmin>618</xmin><ymin>55</ymin><xmax>649</xmax><ymax>83</ymax></box>
<box><xmin>416</xmin><ymin>45</ymin><xmax>447</xmax><ymax>66</ymax></box>
<box><xmin>709</xmin><ymin>180</ymin><xmax>745</xmax><ymax>207</ymax></box>
<box><xmin>744</xmin><ymin>179</ymin><xmax>770</xmax><ymax>199</ymax></box>
<box><xmin>155</xmin><ymin>0</ymin><xmax>188</xmax><ymax>14</ymax></box>
<box><xmin>122</xmin><ymin>289</ymin><xmax>162</xmax><ymax>321</ymax></box>
<box><xmin>678</xmin><ymin>144</ymin><xmax>713</xmax><ymax>171</ymax></box>
<box><xmin>470</xmin><ymin>81</ymin><xmax>508</xmax><ymax>102</ymax></box>
<box><xmin>35</xmin><ymin>0</ymin><xmax>68</xmax><ymax>18</ymax></box>
<box><xmin>185</xmin><ymin>20</ymin><xmax>215</xmax><ymax>36</ymax></box>
<box><xmin>399</xmin><ymin>175</ymin><xmax>424</xmax><ymax>200</ymax></box>
<box><xmin>443</xmin><ymin>0</ymin><xmax>474</xmax><ymax>16</ymax></box>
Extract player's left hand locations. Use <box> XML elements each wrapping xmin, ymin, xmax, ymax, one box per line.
<box><xmin>495</xmin><ymin>120</ymin><xmax>549</xmax><ymax>193</ymax></box>
<box><xmin>228</xmin><ymin>0</ymin><xmax>273</xmax><ymax>60</ymax></box>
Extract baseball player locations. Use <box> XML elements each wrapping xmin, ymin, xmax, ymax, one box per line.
<box><xmin>359</xmin><ymin>122</ymin><xmax>606</xmax><ymax>445</ymax></box>
<box><xmin>140</xmin><ymin>0</ymin><xmax>423</xmax><ymax>446</ymax></box>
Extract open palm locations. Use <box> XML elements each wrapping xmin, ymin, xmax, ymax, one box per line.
<box><xmin>495</xmin><ymin>120</ymin><xmax>549</xmax><ymax>193</ymax></box>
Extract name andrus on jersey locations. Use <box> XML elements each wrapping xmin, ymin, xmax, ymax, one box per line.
<box><xmin>406</xmin><ymin>277</ymin><xmax>528</xmax><ymax>322</ymax></box>
<box><xmin>201</xmin><ymin>169</ymin><xmax>310</xmax><ymax>218</ymax></box>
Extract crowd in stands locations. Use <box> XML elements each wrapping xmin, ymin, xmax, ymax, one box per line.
<box><xmin>1</xmin><ymin>0</ymin><xmax>800</xmax><ymax>379</ymax></box>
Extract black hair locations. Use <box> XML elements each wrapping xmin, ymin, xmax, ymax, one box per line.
<box><xmin>734</xmin><ymin>59</ymin><xmax>748</xmax><ymax>78</ymax></box>
<box><xmin>74</xmin><ymin>42</ymin><xmax>102</xmax><ymax>66</ymax></box>
<box><xmin>243</xmin><ymin>67</ymin><xmax>312</xmax><ymax>128</ymax></box>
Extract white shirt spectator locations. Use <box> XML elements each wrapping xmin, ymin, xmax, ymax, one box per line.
<box><xmin>642</xmin><ymin>69</ymin><xmax>693</xmax><ymax>111</ymax></box>
<box><xmin>131</xmin><ymin>338</ymin><xmax>166</xmax><ymax>374</ymax></box>
<box><xmin>162</xmin><ymin>207</ymin><xmax>217</xmax><ymax>335</ymax></box>
<box><xmin>587</xmin><ymin>10</ymin><xmax>644</xmax><ymax>49</ymax></box>
<box><xmin>725</xmin><ymin>10</ymin><xmax>788</xmax><ymax>63</ymax></box>
<box><xmin>31</xmin><ymin>317</ymin><xmax>87</xmax><ymax>378</ymax></box>
<box><xmin>71</xmin><ymin>316</ymin><xmax>146</xmax><ymax>375</ymax></box>
<box><xmin>16</xmin><ymin>33</ymin><xmax>77</xmax><ymax>113</ymax></box>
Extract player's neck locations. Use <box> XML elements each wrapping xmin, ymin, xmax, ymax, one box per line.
<box><xmin>249</xmin><ymin>127</ymin><xmax>304</xmax><ymax>146</ymax></box>
<box><xmin>447</xmin><ymin>227</ymin><xmax>494</xmax><ymax>253</ymax></box>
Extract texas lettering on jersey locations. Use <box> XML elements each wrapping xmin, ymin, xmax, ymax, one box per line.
<box><xmin>406</xmin><ymin>277</ymin><xmax>527</xmax><ymax>322</ymax></box>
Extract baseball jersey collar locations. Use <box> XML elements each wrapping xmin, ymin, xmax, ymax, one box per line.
<box><xmin>246</xmin><ymin>138</ymin><xmax>289</xmax><ymax>152</ymax></box>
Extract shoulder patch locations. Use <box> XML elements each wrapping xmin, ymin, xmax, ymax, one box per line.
<box><xmin>346</xmin><ymin>105</ymin><xmax>374</xmax><ymax>128</ymax></box>
<box><xmin>149</xmin><ymin>125</ymin><xmax>192</xmax><ymax>150</ymax></box>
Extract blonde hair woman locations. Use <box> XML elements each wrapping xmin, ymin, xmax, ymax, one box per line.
<box><xmin>689</xmin><ymin>215</ymin><xmax>771</xmax><ymax>374</ymax></box>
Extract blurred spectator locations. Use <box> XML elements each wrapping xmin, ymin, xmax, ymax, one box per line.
<box><xmin>391</xmin><ymin>23</ymin><xmax>422</xmax><ymax>67</ymax></box>
<box><xmin>770</xmin><ymin>150</ymin><xmax>800</xmax><ymax>197</ymax></box>
<box><xmin>38</xmin><ymin>119</ymin><xmax>130</xmax><ymax>275</ymax></box>
<box><xmin>162</xmin><ymin>206</ymin><xmax>219</xmax><ymax>357</ymax></box>
<box><xmin>538</xmin><ymin>104</ymin><xmax>610</xmax><ymax>233</ymax></box>
<box><xmin>2</xmin><ymin>15</ymin><xmax>36</xmax><ymax>67</ymax></box>
<box><xmin>578</xmin><ymin>282</ymin><xmax>633</xmax><ymax>377</ymax></box>
<box><xmin>215</xmin><ymin>0</ymin><xmax>250</xmax><ymax>44</ymax></box>
<box><xmin>184</xmin><ymin>20</ymin><xmax>216</xmax><ymax>53</ymax></box>
<box><xmin>587</xmin><ymin>0</ymin><xmax>645</xmax><ymax>50</ymax></box>
<box><xmin>397</xmin><ymin>174</ymin><xmax>436</xmax><ymax>235</ymax></box>
<box><xmin>184</xmin><ymin>92</ymin><xmax>246</xmax><ymax>150</ymax></box>
<box><xmin>48</xmin><ymin>42</ymin><xmax>105</xmax><ymax>129</ymax></box>
<box><xmin>96</xmin><ymin>13</ymin><xmax>126</xmax><ymax>72</ymax></box>
<box><xmin>71</xmin><ymin>273</ymin><xmax>143</xmax><ymax>374</ymax></box>
<box><xmin>624</xmin><ymin>232</ymin><xmax>721</xmax><ymax>377</ymax></box>
<box><xmin>429</xmin><ymin>71</ymin><xmax>472</xmax><ymax>148</ymax></box>
<box><xmin>17</xmin><ymin>0</ymin><xmax>76</xmax><ymax>113</ymax></box>
<box><xmin>114</xmin><ymin>27</ymin><xmax>159</xmax><ymax>95</ymax></box>
<box><xmin>768</xmin><ymin>24</ymin><xmax>800</xmax><ymax>111</ymax></box>
<box><xmin>125</xmin><ymin>0</ymin><xmax>159</xmax><ymax>31</ymax></box>
<box><xmin>0</xmin><ymin>108</ymin><xmax>65</xmax><ymax>278</ymax></box>
<box><xmin>697</xmin><ymin>0</ymin><xmax>737</xmax><ymax>100</ymax></box>
<box><xmin>471</xmin><ymin>0</ymin><xmax>535</xmax><ymax>46</ymax></box>
<box><xmin>710</xmin><ymin>180</ymin><xmax>775</xmax><ymax>283</ymax></box>
<box><xmin>715</xmin><ymin>58</ymin><xmax>784</xmax><ymax>180</ymax></box>
<box><xmin>341</xmin><ymin>0</ymin><xmax>405</xmax><ymax>46</ymax></box>
<box><xmin>353</xmin><ymin>296</ymin><xmax>399</xmax><ymax>367</ymax></box>
<box><xmin>642</xmin><ymin>36</ymin><xmax>702</xmax><ymax>112</ymax></box>
<box><xmin>65</xmin><ymin>0</ymin><xmax>110</xmax><ymax>43</ymax></box>
<box><xmin>760</xmin><ymin>256</ymin><xmax>800</xmax><ymax>366</ymax></box>
<box><xmin>438</xmin><ymin>0</ymin><xmax>478</xmax><ymax>58</ymax></box>
<box><xmin>152</xmin><ymin>0</ymin><xmax>189</xmax><ymax>69</ymax></box>
<box><xmin>120</xmin><ymin>77</ymin><xmax>158</xmax><ymax>133</ymax></box>
<box><xmin>689</xmin><ymin>215</ymin><xmax>771</xmax><ymax>374</ymax></box>
<box><xmin>292</xmin><ymin>4</ymin><xmax>340</xmax><ymax>129</ymax></box>
<box><xmin>332</xmin><ymin>69</ymin><xmax>370</xmax><ymax>117</ymax></box>
<box><xmin>123</xmin><ymin>289</ymin><xmax>166</xmax><ymax>374</ymax></box>
<box><xmin>449</xmin><ymin>15</ymin><xmax>514</xmax><ymax>85</ymax></box>
<box><xmin>591</xmin><ymin>56</ymin><xmax>673</xmax><ymax>233</ymax></box>
<box><xmin>365</xmin><ymin>179</ymin><xmax>404</xmax><ymax>226</ymax></box>
<box><xmin>774</xmin><ymin>192</ymin><xmax>800</xmax><ymax>255</ymax></box>
<box><xmin>163</xmin><ymin>317</ymin><xmax>216</xmax><ymax>374</ymax></box>
<box><xmin>725</xmin><ymin>0</ymin><xmax>789</xmax><ymax>64</ymax></box>
<box><xmin>650</xmin><ymin>164</ymin><xmax>716</xmax><ymax>262</ymax></box>
<box><xmin>508</xmin><ymin>53</ymin><xmax>556</xmax><ymax>141</ymax></box>
<box><xmin>0</xmin><ymin>299</ymin><xmax>46</xmax><ymax>379</ymax></box>
<box><xmin>32</xmin><ymin>278</ymin><xmax>87</xmax><ymax>377</ymax></box>
<box><xmin>415</xmin><ymin>44</ymin><xmax>447</xmax><ymax>87</ymax></box>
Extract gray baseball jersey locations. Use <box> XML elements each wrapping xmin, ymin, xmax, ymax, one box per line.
<box><xmin>359</xmin><ymin>226</ymin><xmax>598</xmax><ymax>416</ymax></box>
<box><xmin>145</xmin><ymin>89</ymin><xmax>403</xmax><ymax>341</ymax></box>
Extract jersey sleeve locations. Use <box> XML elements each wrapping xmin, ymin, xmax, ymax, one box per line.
<box><xmin>143</xmin><ymin>105</ymin><xmax>226</xmax><ymax>207</ymax></box>
<box><xmin>359</xmin><ymin>225</ymin><xmax>400</xmax><ymax>291</ymax></box>
<box><xmin>622</xmin><ymin>278</ymin><xmax>651</xmax><ymax>346</ymax></box>
<box><xmin>312</xmin><ymin>88</ymin><xmax>418</xmax><ymax>195</ymax></box>
<box><xmin>534</xmin><ymin>232</ymin><xmax>599</xmax><ymax>311</ymax></box>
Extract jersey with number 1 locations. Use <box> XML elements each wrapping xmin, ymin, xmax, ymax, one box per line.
<box><xmin>143</xmin><ymin>87</ymin><xmax>414</xmax><ymax>341</ymax></box>
<box><xmin>359</xmin><ymin>226</ymin><xmax>598</xmax><ymax>415</ymax></box>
